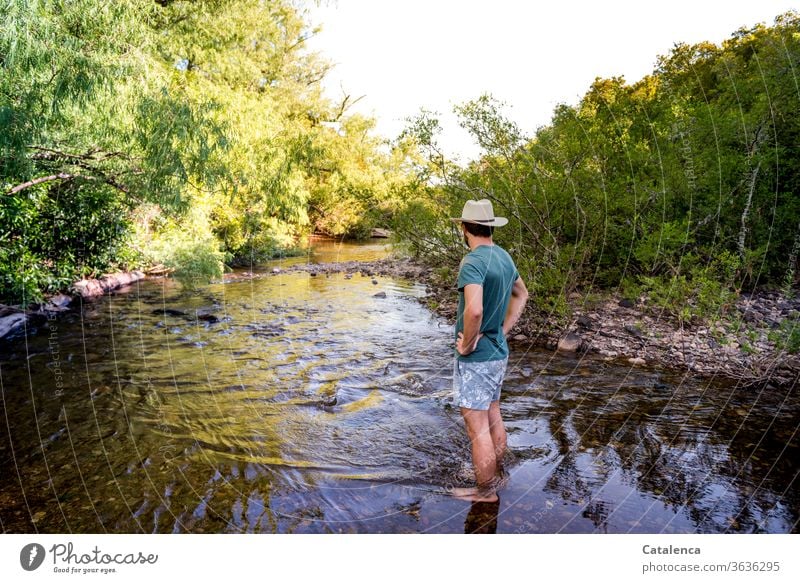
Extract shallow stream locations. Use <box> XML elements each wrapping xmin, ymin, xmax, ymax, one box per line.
<box><xmin>1</xmin><ymin>239</ymin><xmax>797</xmax><ymax>533</ymax></box>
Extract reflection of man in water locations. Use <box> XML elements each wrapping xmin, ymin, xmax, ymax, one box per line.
<box><xmin>464</xmin><ymin>499</ymin><xmax>500</xmax><ymax>534</ymax></box>
<box><xmin>449</xmin><ymin>199</ymin><xmax>528</xmax><ymax>503</ymax></box>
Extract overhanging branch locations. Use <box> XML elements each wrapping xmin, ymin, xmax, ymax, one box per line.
<box><xmin>5</xmin><ymin>173</ymin><xmax>75</xmax><ymax>195</ymax></box>
<box><xmin>5</xmin><ymin>172</ymin><xmax>130</xmax><ymax>196</ymax></box>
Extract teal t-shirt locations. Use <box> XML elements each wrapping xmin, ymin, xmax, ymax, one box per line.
<box><xmin>455</xmin><ymin>244</ymin><xmax>520</xmax><ymax>362</ymax></box>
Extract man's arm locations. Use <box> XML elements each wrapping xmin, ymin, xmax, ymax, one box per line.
<box><xmin>457</xmin><ymin>283</ymin><xmax>483</xmax><ymax>356</ymax></box>
<box><xmin>502</xmin><ymin>277</ymin><xmax>528</xmax><ymax>337</ymax></box>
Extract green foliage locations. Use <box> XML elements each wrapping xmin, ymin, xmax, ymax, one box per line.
<box><xmin>1</xmin><ymin>0</ymin><xmax>152</xmax><ymax>303</ymax></box>
<box><xmin>4</xmin><ymin>1</ymin><xmax>798</xmax><ymax>315</ymax></box>
<box><xmin>391</xmin><ymin>197</ymin><xmax>463</xmax><ymax>266</ymax></box>
<box><xmin>1</xmin><ymin>0</ymin><xmax>416</xmax><ymax>303</ymax></box>
<box><xmin>394</xmin><ymin>11</ymin><xmax>800</xmax><ymax>315</ymax></box>
<box><xmin>640</xmin><ymin>250</ymin><xmax>741</xmax><ymax>323</ymax></box>
<box><xmin>633</xmin><ymin>220</ymin><xmax>693</xmax><ymax>275</ymax></box>
<box><xmin>768</xmin><ymin>317</ymin><xmax>800</xmax><ymax>354</ymax></box>
<box><xmin>135</xmin><ymin>202</ymin><xmax>225</xmax><ymax>287</ymax></box>
<box><xmin>0</xmin><ymin>179</ymin><xmax>131</xmax><ymax>304</ymax></box>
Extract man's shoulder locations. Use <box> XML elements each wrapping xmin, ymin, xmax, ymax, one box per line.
<box><xmin>494</xmin><ymin>243</ymin><xmax>513</xmax><ymax>256</ymax></box>
<box><xmin>460</xmin><ymin>249</ymin><xmax>486</xmax><ymax>269</ymax></box>
<box><xmin>485</xmin><ymin>244</ymin><xmax>515</xmax><ymax>266</ymax></box>
<box><xmin>457</xmin><ymin>250</ymin><xmax>487</xmax><ymax>289</ymax></box>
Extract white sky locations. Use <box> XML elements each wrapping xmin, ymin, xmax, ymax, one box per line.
<box><xmin>305</xmin><ymin>0</ymin><xmax>798</xmax><ymax>162</ymax></box>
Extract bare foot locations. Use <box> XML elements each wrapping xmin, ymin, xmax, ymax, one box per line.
<box><xmin>450</xmin><ymin>486</ymin><xmax>499</xmax><ymax>503</ymax></box>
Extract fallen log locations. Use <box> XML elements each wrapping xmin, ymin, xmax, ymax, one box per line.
<box><xmin>71</xmin><ymin>270</ymin><xmax>146</xmax><ymax>298</ymax></box>
<box><xmin>370</xmin><ymin>228</ymin><xmax>391</xmax><ymax>238</ymax></box>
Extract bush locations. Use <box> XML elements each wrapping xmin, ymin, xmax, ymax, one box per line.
<box><xmin>0</xmin><ymin>182</ymin><xmax>130</xmax><ymax>305</ymax></box>
<box><xmin>640</xmin><ymin>250</ymin><xmax>741</xmax><ymax>324</ymax></box>
<box><xmin>136</xmin><ymin>204</ymin><xmax>225</xmax><ymax>287</ymax></box>
<box><xmin>768</xmin><ymin>317</ymin><xmax>800</xmax><ymax>354</ymax></box>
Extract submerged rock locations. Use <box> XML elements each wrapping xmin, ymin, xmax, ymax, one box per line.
<box><xmin>0</xmin><ymin>309</ymin><xmax>27</xmax><ymax>340</ymax></box>
<box><xmin>152</xmin><ymin>308</ymin><xmax>188</xmax><ymax>317</ymax></box>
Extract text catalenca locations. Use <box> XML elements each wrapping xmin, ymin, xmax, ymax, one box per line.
<box><xmin>642</xmin><ymin>545</ymin><xmax>701</xmax><ymax>555</ymax></box>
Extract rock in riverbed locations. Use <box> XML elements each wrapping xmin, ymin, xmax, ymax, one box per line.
<box><xmin>557</xmin><ymin>331</ymin><xmax>583</xmax><ymax>353</ymax></box>
<box><xmin>45</xmin><ymin>293</ymin><xmax>73</xmax><ymax>311</ymax></box>
<box><xmin>0</xmin><ymin>309</ymin><xmax>27</xmax><ymax>340</ymax></box>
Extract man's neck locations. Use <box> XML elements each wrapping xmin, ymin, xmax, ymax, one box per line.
<box><xmin>467</xmin><ymin>236</ymin><xmax>493</xmax><ymax>251</ymax></box>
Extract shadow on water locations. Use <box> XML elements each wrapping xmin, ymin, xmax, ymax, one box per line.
<box><xmin>0</xmin><ymin>240</ymin><xmax>797</xmax><ymax>533</ymax></box>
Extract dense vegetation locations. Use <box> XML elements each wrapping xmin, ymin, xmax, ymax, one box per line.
<box><xmin>2</xmin><ymin>2</ymin><xmax>798</xmax><ymax>332</ymax></box>
<box><xmin>395</xmin><ymin>12</ymin><xmax>800</xmax><ymax>324</ymax></box>
<box><xmin>1</xmin><ymin>0</ymin><xmax>414</xmax><ymax>303</ymax></box>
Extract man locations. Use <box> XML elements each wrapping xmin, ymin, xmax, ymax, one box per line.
<box><xmin>449</xmin><ymin>199</ymin><xmax>528</xmax><ymax>503</ymax></box>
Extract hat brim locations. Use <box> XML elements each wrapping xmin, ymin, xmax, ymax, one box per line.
<box><xmin>450</xmin><ymin>217</ymin><xmax>509</xmax><ymax>227</ymax></box>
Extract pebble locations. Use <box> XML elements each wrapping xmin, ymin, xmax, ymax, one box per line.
<box><xmin>557</xmin><ymin>331</ymin><xmax>582</xmax><ymax>352</ymax></box>
<box><xmin>624</xmin><ymin>323</ymin><xmax>643</xmax><ymax>338</ymax></box>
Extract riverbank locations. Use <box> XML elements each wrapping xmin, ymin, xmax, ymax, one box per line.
<box><xmin>258</xmin><ymin>256</ymin><xmax>800</xmax><ymax>388</ymax></box>
<box><xmin>0</xmin><ymin>270</ymin><xmax>147</xmax><ymax>340</ymax></box>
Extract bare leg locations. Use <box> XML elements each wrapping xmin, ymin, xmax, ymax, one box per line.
<box><xmin>488</xmin><ymin>400</ymin><xmax>507</xmax><ymax>476</ymax></box>
<box><xmin>451</xmin><ymin>407</ymin><xmax>498</xmax><ymax>502</ymax></box>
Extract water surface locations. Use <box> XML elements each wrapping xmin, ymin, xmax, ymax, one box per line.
<box><xmin>0</xmin><ymin>240</ymin><xmax>797</xmax><ymax>533</ymax></box>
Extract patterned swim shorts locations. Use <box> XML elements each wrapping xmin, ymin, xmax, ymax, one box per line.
<box><xmin>452</xmin><ymin>357</ymin><xmax>509</xmax><ymax>410</ymax></box>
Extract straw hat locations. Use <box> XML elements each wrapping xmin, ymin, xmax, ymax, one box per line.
<box><xmin>450</xmin><ymin>199</ymin><xmax>508</xmax><ymax>227</ymax></box>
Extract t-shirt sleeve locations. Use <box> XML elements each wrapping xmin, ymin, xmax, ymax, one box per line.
<box><xmin>457</xmin><ymin>256</ymin><xmax>484</xmax><ymax>291</ymax></box>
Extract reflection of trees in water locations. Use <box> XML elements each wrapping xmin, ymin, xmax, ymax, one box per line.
<box><xmin>538</xmin><ymin>380</ymin><xmax>798</xmax><ymax>532</ymax></box>
<box><xmin>543</xmin><ymin>409</ymin><xmax>615</xmax><ymax>531</ymax></box>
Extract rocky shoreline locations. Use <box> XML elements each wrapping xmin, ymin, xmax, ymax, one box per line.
<box><xmin>0</xmin><ymin>270</ymin><xmax>146</xmax><ymax>340</ymax></box>
<box><xmin>262</xmin><ymin>257</ymin><xmax>800</xmax><ymax>388</ymax></box>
